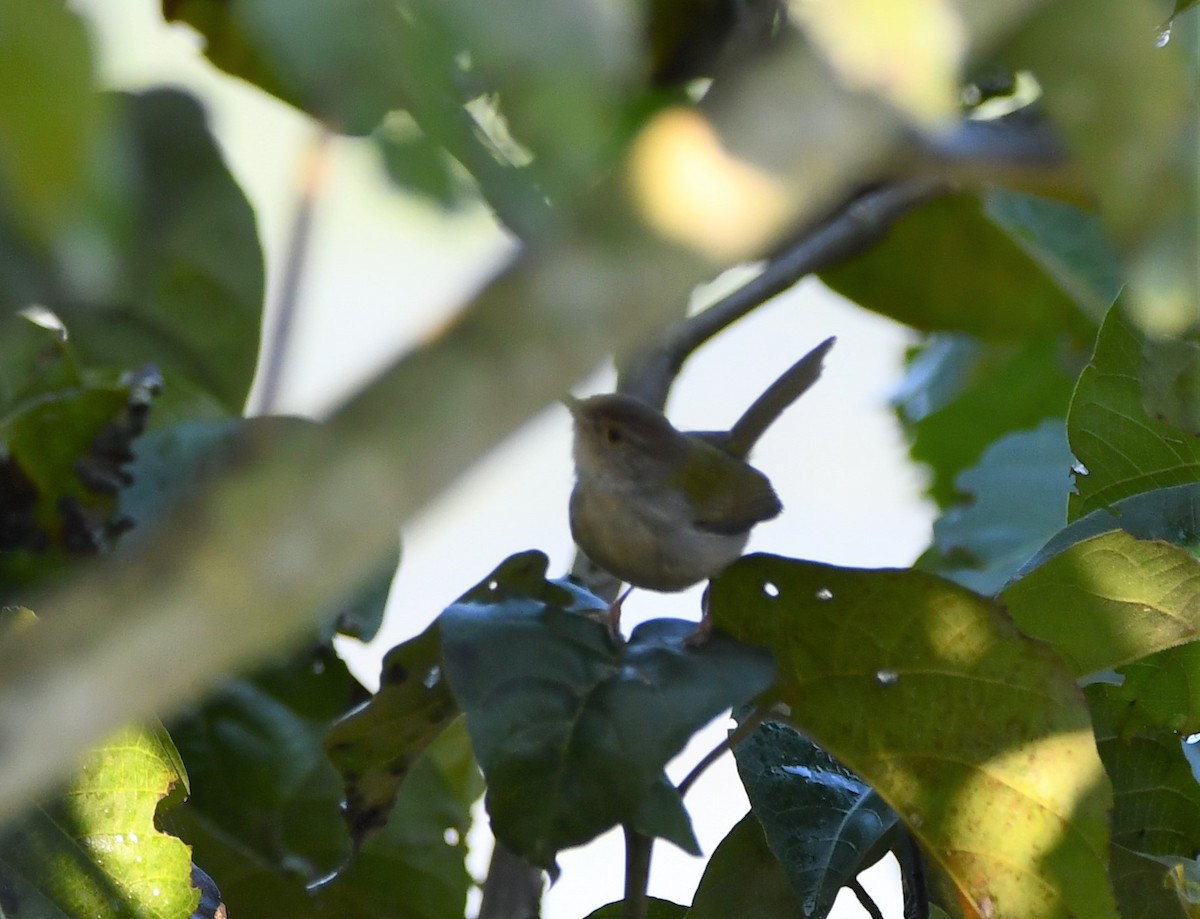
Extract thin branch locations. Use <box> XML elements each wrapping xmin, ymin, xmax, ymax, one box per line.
<box><xmin>849</xmin><ymin>878</ymin><xmax>887</xmax><ymax>919</ymax></box>
<box><xmin>622</xmin><ymin>825</ymin><xmax>653</xmax><ymax>919</ymax></box>
<box><xmin>898</xmin><ymin>828</ymin><xmax>930</xmax><ymax>919</ymax></box>
<box><xmin>616</xmin><ymin>176</ymin><xmax>948</xmax><ymax>407</ymax></box>
<box><xmin>254</xmin><ymin>128</ymin><xmax>331</xmax><ymax>415</ymax></box>
<box><xmin>678</xmin><ymin>704</ymin><xmax>771</xmax><ymax>798</ymax></box>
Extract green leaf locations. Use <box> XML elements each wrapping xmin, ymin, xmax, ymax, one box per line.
<box><xmin>1089</xmin><ymin>682</ymin><xmax>1200</xmax><ymax>919</ymax></box>
<box><xmin>899</xmin><ymin>335</ymin><xmax>1079</xmax><ymax>508</ymax></box>
<box><xmin>710</xmin><ymin>554</ymin><xmax>1116</xmax><ymax>919</ymax></box>
<box><xmin>685</xmin><ymin>812</ymin><xmax>802</xmax><ymax>919</ymax></box>
<box><xmin>0</xmin><ymin>724</ymin><xmax>198</xmax><ymax>919</ymax></box>
<box><xmin>174</xmin><ymin>720</ymin><xmax>478</xmax><ymax>919</ymax></box>
<box><xmin>164</xmin><ymin>0</ymin><xmax>411</xmax><ymax>135</ymax></box>
<box><xmin>732</xmin><ymin>720</ymin><xmax>899</xmax><ymax>917</ymax></box>
<box><xmin>60</xmin><ymin>89</ymin><xmax>263</xmax><ymax>414</ymax></box>
<box><xmin>1004</xmin><ymin>529</ymin><xmax>1200</xmax><ymax>678</ymax></box>
<box><xmin>584</xmin><ymin>897</ymin><xmax>688</xmax><ymax>919</ymax></box>
<box><xmin>325</xmin><ymin>620</ymin><xmax>460</xmax><ymax>849</ymax></box>
<box><xmin>169</xmin><ymin>644</ymin><xmax>366</xmax><ymax>885</ymax></box>
<box><xmin>922</xmin><ymin>419</ymin><xmax>1073</xmax><ymax>594</ymax></box>
<box><xmin>1109</xmin><ymin>845</ymin><xmax>1200</xmax><ymax>919</ymax></box>
<box><xmin>1102</xmin><ymin>643</ymin><xmax>1200</xmax><ymax>737</ymax></box>
<box><xmin>0</xmin><ymin>0</ymin><xmax>98</xmax><ymax>240</ymax></box>
<box><xmin>373</xmin><ymin>114</ymin><xmax>465</xmax><ymax>208</ymax></box>
<box><xmin>819</xmin><ymin>192</ymin><xmax>1092</xmax><ymax>341</ymax></box>
<box><xmin>981</xmin><ymin>188</ymin><xmax>1122</xmax><ymax>325</ymax></box>
<box><xmin>0</xmin><ymin>362</ymin><xmax>158</xmax><ymax>589</ymax></box>
<box><xmin>1067</xmin><ymin>301</ymin><xmax>1200</xmax><ymax>521</ymax></box>
<box><xmin>1141</xmin><ymin>335</ymin><xmax>1200</xmax><ymax>437</ymax></box>
<box><xmin>1088</xmin><ymin>685</ymin><xmax>1200</xmax><ymax>859</ymax></box>
<box><xmin>438</xmin><ymin>551</ymin><xmax>775</xmax><ymax>868</ymax></box>
<box><xmin>1003</xmin><ymin>0</ymin><xmax>1190</xmax><ymax>245</ymax></box>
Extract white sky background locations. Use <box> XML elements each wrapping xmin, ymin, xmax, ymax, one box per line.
<box><xmin>75</xmin><ymin>4</ymin><xmax>937</xmax><ymax>916</ymax></box>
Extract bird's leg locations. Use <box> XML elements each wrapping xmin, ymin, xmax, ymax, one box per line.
<box><xmin>685</xmin><ymin>584</ymin><xmax>715</xmax><ymax>648</ymax></box>
<box><xmin>610</xmin><ymin>585</ymin><xmax>634</xmax><ymax>639</ymax></box>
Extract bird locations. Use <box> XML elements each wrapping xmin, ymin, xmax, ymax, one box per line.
<box><xmin>565</xmin><ymin>336</ymin><xmax>834</xmax><ymax>628</ymax></box>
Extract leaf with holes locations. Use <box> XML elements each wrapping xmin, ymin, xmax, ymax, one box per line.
<box><xmin>710</xmin><ymin>554</ymin><xmax>1116</xmax><ymax>919</ymax></box>
<box><xmin>325</xmin><ymin>620</ymin><xmax>460</xmax><ymax>849</ymax></box>
<box><xmin>439</xmin><ymin>551</ymin><xmax>776</xmax><ymax>868</ymax></box>
<box><xmin>0</xmin><ymin>724</ymin><xmax>197</xmax><ymax>918</ymax></box>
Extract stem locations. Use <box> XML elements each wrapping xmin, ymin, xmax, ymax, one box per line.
<box><xmin>622</xmin><ymin>825</ymin><xmax>653</xmax><ymax>919</ymax></box>
<box><xmin>678</xmin><ymin>704</ymin><xmax>771</xmax><ymax>798</ymax></box>
<box><xmin>849</xmin><ymin>878</ymin><xmax>886</xmax><ymax>919</ymax></box>
<box><xmin>254</xmin><ymin>128</ymin><xmax>331</xmax><ymax>415</ymax></box>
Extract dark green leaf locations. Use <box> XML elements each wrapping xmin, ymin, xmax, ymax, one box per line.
<box><xmin>685</xmin><ymin>812</ymin><xmax>803</xmax><ymax>919</ymax></box>
<box><xmin>373</xmin><ymin>114</ymin><xmax>465</xmax><ymax>208</ymax></box>
<box><xmin>819</xmin><ymin>193</ymin><xmax>1091</xmax><ymax>341</ymax></box>
<box><xmin>0</xmin><ymin>725</ymin><xmax>198</xmax><ymax>919</ymax></box>
<box><xmin>174</xmin><ymin>720</ymin><xmax>478</xmax><ymax>919</ymax></box>
<box><xmin>325</xmin><ymin>620</ymin><xmax>459</xmax><ymax>849</ymax></box>
<box><xmin>1109</xmin><ymin>844</ymin><xmax>1198</xmax><ymax>919</ymax></box>
<box><xmin>899</xmin><ymin>335</ymin><xmax>1078</xmax><ymax>508</ymax></box>
<box><xmin>1142</xmin><ymin>335</ymin><xmax>1200</xmax><ymax>436</ymax></box>
<box><xmin>981</xmin><ymin>188</ymin><xmax>1122</xmax><ymax>324</ymax></box>
<box><xmin>1103</xmin><ymin>643</ymin><xmax>1200</xmax><ymax>737</ymax></box>
<box><xmin>1088</xmin><ymin>684</ymin><xmax>1200</xmax><ymax>859</ymax></box>
<box><xmin>921</xmin><ymin>419</ymin><xmax>1073</xmax><ymax>594</ymax></box>
<box><xmin>0</xmin><ymin>0</ymin><xmax>98</xmax><ymax>240</ymax></box>
<box><xmin>1067</xmin><ymin>301</ymin><xmax>1200</xmax><ymax>521</ymax></box>
<box><xmin>163</xmin><ymin>0</ymin><xmax>411</xmax><ymax>134</ymax></box>
<box><xmin>58</xmin><ymin>89</ymin><xmax>263</xmax><ymax>414</ymax></box>
<box><xmin>710</xmin><ymin>554</ymin><xmax>1116</xmax><ymax>919</ymax></box>
<box><xmin>439</xmin><ymin>551</ymin><xmax>775</xmax><ymax>867</ymax></box>
<box><xmin>733</xmin><ymin>720</ymin><xmax>898</xmax><ymax>917</ymax></box>
<box><xmin>1004</xmin><ymin>530</ymin><xmax>1200</xmax><ymax>678</ymax></box>
<box><xmin>169</xmin><ymin>644</ymin><xmax>366</xmax><ymax>883</ymax></box>
<box><xmin>584</xmin><ymin>897</ymin><xmax>688</xmax><ymax>919</ymax></box>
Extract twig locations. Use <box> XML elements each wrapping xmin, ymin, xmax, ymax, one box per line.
<box><xmin>616</xmin><ymin>176</ymin><xmax>948</xmax><ymax>407</ymax></box>
<box><xmin>849</xmin><ymin>878</ymin><xmax>887</xmax><ymax>919</ymax></box>
<box><xmin>898</xmin><ymin>828</ymin><xmax>930</xmax><ymax>919</ymax></box>
<box><xmin>677</xmin><ymin>704</ymin><xmax>771</xmax><ymax>798</ymax></box>
<box><xmin>622</xmin><ymin>825</ymin><xmax>653</xmax><ymax>919</ymax></box>
<box><xmin>254</xmin><ymin>129</ymin><xmax>331</xmax><ymax>415</ymax></box>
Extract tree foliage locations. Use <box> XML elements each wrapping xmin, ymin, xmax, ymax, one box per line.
<box><xmin>0</xmin><ymin>0</ymin><xmax>1198</xmax><ymax>917</ymax></box>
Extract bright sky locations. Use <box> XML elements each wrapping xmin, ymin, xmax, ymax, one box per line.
<box><xmin>74</xmin><ymin>4</ymin><xmax>935</xmax><ymax>916</ymax></box>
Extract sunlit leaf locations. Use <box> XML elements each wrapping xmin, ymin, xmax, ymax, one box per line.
<box><xmin>711</xmin><ymin>554</ymin><xmax>1116</xmax><ymax>919</ymax></box>
<box><xmin>1004</xmin><ymin>530</ymin><xmax>1200</xmax><ymax>678</ymax></box>
<box><xmin>0</xmin><ymin>725</ymin><xmax>198</xmax><ymax>918</ymax></box>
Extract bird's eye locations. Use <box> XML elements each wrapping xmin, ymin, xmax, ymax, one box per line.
<box><xmin>604</xmin><ymin>425</ymin><xmax>623</xmax><ymax>445</ymax></box>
